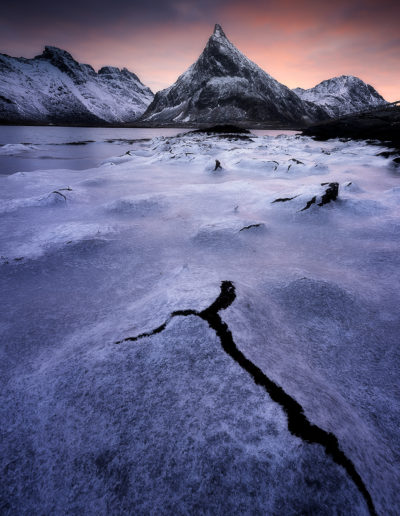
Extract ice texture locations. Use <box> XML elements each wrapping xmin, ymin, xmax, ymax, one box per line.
<box><xmin>0</xmin><ymin>129</ymin><xmax>399</xmax><ymax>515</ymax></box>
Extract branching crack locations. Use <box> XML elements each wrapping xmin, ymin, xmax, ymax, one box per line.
<box><xmin>116</xmin><ymin>281</ymin><xmax>377</xmax><ymax>515</ymax></box>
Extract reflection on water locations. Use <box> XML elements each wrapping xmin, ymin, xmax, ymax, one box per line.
<box><xmin>0</xmin><ymin>127</ymin><xmax>188</xmax><ymax>174</ymax></box>
<box><xmin>0</xmin><ymin>126</ymin><xmax>298</xmax><ymax>175</ymax></box>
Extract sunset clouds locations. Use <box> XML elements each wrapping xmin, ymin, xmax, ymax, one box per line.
<box><xmin>1</xmin><ymin>0</ymin><xmax>399</xmax><ymax>100</ymax></box>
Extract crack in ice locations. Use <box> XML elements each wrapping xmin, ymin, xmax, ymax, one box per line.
<box><xmin>116</xmin><ymin>281</ymin><xmax>377</xmax><ymax>515</ymax></box>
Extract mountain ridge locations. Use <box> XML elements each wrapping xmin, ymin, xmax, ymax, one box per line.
<box><xmin>0</xmin><ymin>46</ymin><xmax>154</xmax><ymax>125</ymax></box>
<box><xmin>0</xmin><ymin>26</ymin><xmax>388</xmax><ymax>128</ymax></box>
<box><xmin>293</xmin><ymin>75</ymin><xmax>386</xmax><ymax>117</ymax></box>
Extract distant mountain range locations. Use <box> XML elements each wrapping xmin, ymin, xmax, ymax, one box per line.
<box><xmin>0</xmin><ymin>46</ymin><xmax>153</xmax><ymax>125</ymax></box>
<box><xmin>0</xmin><ymin>25</ymin><xmax>387</xmax><ymax>127</ymax></box>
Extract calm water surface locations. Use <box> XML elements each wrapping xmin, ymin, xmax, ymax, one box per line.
<box><xmin>0</xmin><ymin>126</ymin><xmax>298</xmax><ymax>175</ymax></box>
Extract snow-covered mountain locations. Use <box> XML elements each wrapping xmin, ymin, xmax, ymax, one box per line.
<box><xmin>293</xmin><ymin>76</ymin><xmax>386</xmax><ymax>118</ymax></box>
<box><xmin>0</xmin><ymin>46</ymin><xmax>154</xmax><ymax>125</ymax></box>
<box><xmin>141</xmin><ymin>25</ymin><xmax>328</xmax><ymax>127</ymax></box>
<box><xmin>0</xmin><ymin>37</ymin><xmax>388</xmax><ymax>127</ymax></box>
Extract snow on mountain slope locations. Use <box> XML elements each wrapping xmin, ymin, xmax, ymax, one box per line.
<box><xmin>141</xmin><ymin>25</ymin><xmax>328</xmax><ymax>126</ymax></box>
<box><xmin>0</xmin><ymin>47</ymin><xmax>154</xmax><ymax>125</ymax></box>
<box><xmin>293</xmin><ymin>76</ymin><xmax>387</xmax><ymax>118</ymax></box>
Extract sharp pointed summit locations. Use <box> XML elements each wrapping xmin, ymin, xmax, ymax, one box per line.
<box><xmin>213</xmin><ymin>24</ymin><xmax>226</xmax><ymax>38</ymax></box>
<box><xmin>141</xmin><ymin>24</ymin><xmax>328</xmax><ymax>127</ymax></box>
<box><xmin>0</xmin><ymin>26</ymin><xmax>386</xmax><ymax>127</ymax></box>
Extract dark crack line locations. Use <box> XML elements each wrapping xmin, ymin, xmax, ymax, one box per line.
<box><xmin>116</xmin><ymin>281</ymin><xmax>377</xmax><ymax>516</ymax></box>
<box><xmin>115</xmin><ymin>309</ymin><xmax>197</xmax><ymax>344</ymax></box>
<box><xmin>239</xmin><ymin>223</ymin><xmax>263</xmax><ymax>232</ymax></box>
<box><xmin>51</xmin><ymin>190</ymin><xmax>67</xmax><ymax>201</ymax></box>
<box><xmin>272</xmin><ymin>195</ymin><xmax>299</xmax><ymax>203</ymax></box>
<box><xmin>300</xmin><ymin>195</ymin><xmax>317</xmax><ymax>211</ymax></box>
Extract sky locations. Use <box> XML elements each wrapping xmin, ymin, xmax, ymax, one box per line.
<box><xmin>1</xmin><ymin>0</ymin><xmax>399</xmax><ymax>101</ymax></box>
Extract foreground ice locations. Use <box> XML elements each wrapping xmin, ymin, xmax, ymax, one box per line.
<box><xmin>0</xmin><ymin>131</ymin><xmax>399</xmax><ymax>515</ymax></box>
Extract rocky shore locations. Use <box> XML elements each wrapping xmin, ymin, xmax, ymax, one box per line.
<box><xmin>303</xmin><ymin>104</ymin><xmax>400</xmax><ymax>149</ymax></box>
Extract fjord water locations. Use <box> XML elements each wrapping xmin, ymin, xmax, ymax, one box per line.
<box><xmin>0</xmin><ymin>126</ymin><xmax>193</xmax><ymax>174</ymax></box>
<box><xmin>0</xmin><ymin>126</ymin><xmax>296</xmax><ymax>174</ymax></box>
<box><xmin>1</xmin><ymin>127</ymin><xmax>399</xmax><ymax>515</ymax></box>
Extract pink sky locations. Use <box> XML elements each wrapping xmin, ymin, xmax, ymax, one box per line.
<box><xmin>1</xmin><ymin>0</ymin><xmax>399</xmax><ymax>100</ymax></box>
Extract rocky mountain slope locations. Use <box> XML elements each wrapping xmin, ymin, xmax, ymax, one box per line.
<box><xmin>303</xmin><ymin>104</ymin><xmax>400</xmax><ymax>149</ymax></box>
<box><xmin>141</xmin><ymin>25</ymin><xmax>328</xmax><ymax>127</ymax></box>
<box><xmin>293</xmin><ymin>76</ymin><xmax>386</xmax><ymax>118</ymax></box>
<box><xmin>0</xmin><ymin>33</ymin><xmax>389</xmax><ymax>128</ymax></box>
<box><xmin>0</xmin><ymin>46</ymin><xmax>154</xmax><ymax>125</ymax></box>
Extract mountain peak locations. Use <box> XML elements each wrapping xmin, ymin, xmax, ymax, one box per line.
<box><xmin>40</xmin><ymin>46</ymin><xmax>75</xmax><ymax>62</ymax></box>
<box><xmin>141</xmin><ymin>22</ymin><xmax>327</xmax><ymax>126</ymax></box>
<box><xmin>213</xmin><ymin>24</ymin><xmax>226</xmax><ymax>38</ymax></box>
<box><xmin>34</xmin><ymin>46</ymin><xmax>84</xmax><ymax>78</ymax></box>
<box><xmin>293</xmin><ymin>75</ymin><xmax>386</xmax><ymax>117</ymax></box>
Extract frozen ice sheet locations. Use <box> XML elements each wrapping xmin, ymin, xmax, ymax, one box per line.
<box><xmin>0</xmin><ymin>131</ymin><xmax>399</xmax><ymax>514</ymax></box>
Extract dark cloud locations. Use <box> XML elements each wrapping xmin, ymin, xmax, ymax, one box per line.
<box><xmin>2</xmin><ymin>0</ymin><xmax>399</xmax><ymax>42</ymax></box>
<box><xmin>2</xmin><ymin>0</ymin><xmax>227</xmax><ymax>27</ymax></box>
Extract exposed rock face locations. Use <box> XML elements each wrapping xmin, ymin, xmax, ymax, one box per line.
<box><xmin>0</xmin><ymin>32</ymin><xmax>388</xmax><ymax>128</ymax></box>
<box><xmin>272</xmin><ymin>183</ymin><xmax>339</xmax><ymax>211</ymax></box>
<box><xmin>318</xmin><ymin>182</ymin><xmax>339</xmax><ymax>206</ymax></box>
<box><xmin>141</xmin><ymin>24</ymin><xmax>328</xmax><ymax>127</ymax></box>
<box><xmin>0</xmin><ymin>46</ymin><xmax>154</xmax><ymax>125</ymax></box>
<box><xmin>190</xmin><ymin>124</ymin><xmax>252</xmax><ymax>134</ymax></box>
<box><xmin>293</xmin><ymin>76</ymin><xmax>386</xmax><ymax>118</ymax></box>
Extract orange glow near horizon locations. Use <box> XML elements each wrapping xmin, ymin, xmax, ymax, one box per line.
<box><xmin>1</xmin><ymin>1</ymin><xmax>399</xmax><ymax>101</ymax></box>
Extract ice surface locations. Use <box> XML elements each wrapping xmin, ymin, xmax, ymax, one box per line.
<box><xmin>1</xmin><ymin>129</ymin><xmax>399</xmax><ymax>514</ymax></box>
<box><xmin>0</xmin><ymin>126</ymin><xmax>189</xmax><ymax>174</ymax></box>
<box><xmin>0</xmin><ymin>143</ymin><xmax>38</xmax><ymax>155</ymax></box>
